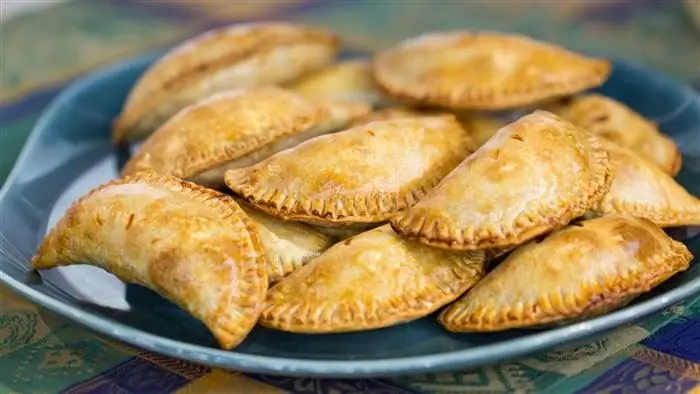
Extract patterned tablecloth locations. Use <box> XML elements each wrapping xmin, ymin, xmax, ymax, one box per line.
<box><xmin>1</xmin><ymin>1</ymin><xmax>700</xmax><ymax>393</ymax></box>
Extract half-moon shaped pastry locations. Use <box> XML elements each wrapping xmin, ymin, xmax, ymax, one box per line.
<box><xmin>261</xmin><ymin>224</ymin><xmax>486</xmax><ymax>333</ymax></box>
<box><xmin>225</xmin><ymin>116</ymin><xmax>476</xmax><ymax>230</ymax></box>
<box><xmin>30</xmin><ymin>172</ymin><xmax>268</xmax><ymax>350</ymax></box>
<box><xmin>122</xmin><ymin>86</ymin><xmax>371</xmax><ymax>188</ymax></box>
<box><xmin>594</xmin><ymin>139</ymin><xmax>700</xmax><ymax>226</ymax></box>
<box><xmin>391</xmin><ymin>110</ymin><xmax>612</xmax><ymax>251</ymax></box>
<box><xmin>113</xmin><ymin>22</ymin><xmax>340</xmax><ymax>144</ymax></box>
<box><xmin>546</xmin><ymin>94</ymin><xmax>681</xmax><ymax>175</ymax></box>
<box><xmin>373</xmin><ymin>31</ymin><xmax>611</xmax><ymax>110</ymax></box>
<box><xmin>287</xmin><ymin>59</ymin><xmax>391</xmax><ymax>107</ymax></box>
<box><xmin>439</xmin><ymin>215</ymin><xmax>692</xmax><ymax>332</ymax></box>
<box><xmin>237</xmin><ymin>200</ymin><xmax>334</xmax><ymax>283</ymax></box>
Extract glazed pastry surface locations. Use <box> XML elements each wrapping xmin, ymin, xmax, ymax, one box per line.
<box><xmin>391</xmin><ymin>110</ymin><xmax>612</xmax><ymax>250</ymax></box>
<box><xmin>31</xmin><ymin>173</ymin><xmax>268</xmax><ymax>349</ymax></box>
<box><xmin>226</xmin><ymin>116</ymin><xmax>476</xmax><ymax>227</ymax></box>
<box><xmin>373</xmin><ymin>31</ymin><xmax>611</xmax><ymax>110</ymax></box>
<box><xmin>439</xmin><ymin>215</ymin><xmax>692</xmax><ymax>331</ymax></box>
<box><xmin>113</xmin><ymin>22</ymin><xmax>340</xmax><ymax>144</ymax></box>
<box><xmin>262</xmin><ymin>225</ymin><xmax>486</xmax><ymax>333</ymax></box>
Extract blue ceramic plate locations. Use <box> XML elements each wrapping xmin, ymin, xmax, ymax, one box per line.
<box><xmin>1</xmin><ymin>53</ymin><xmax>699</xmax><ymax>378</ymax></box>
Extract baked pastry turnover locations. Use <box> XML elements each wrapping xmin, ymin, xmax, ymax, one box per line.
<box><xmin>391</xmin><ymin>110</ymin><xmax>612</xmax><ymax>250</ymax></box>
<box><xmin>237</xmin><ymin>200</ymin><xmax>334</xmax><ymax>283</ymax></box>
<box><xmin>261</xmin><ymin>225</ymin><xmax>486</xmax><ymax>333</ymax></box>
<box><xmin>122</xmin><ymin>86</ymin><xmax>370</xmax><ymax>188</ymax></box>
<box><xmin>30</xmin><ymin>172</ymin><xmax>267</xmax><ymax>349</ymax></box>
<box><xmin>546</xmin><ymin>94</ymin><xmax>681</xmax><ymax>175</ymax></box>
<box><xmin>287</xmin><ymin>59</ymin><xmax>391</xmax><ymax>107</ymax></box>
<box><xmin>373</xmin><ymin>31</ymin><xmax>611</xmax><ymax>110</ymax></box>
<box><xmin>594</xmin><ymin>139</ymin><xmax>700</xmax><ymax>226</ymax></box>
<box><xmin>439</xmin><ymin>215</ymin><xmax>692</xmax><ymax>332</ymax></box>
<box><xmin>113</xmin><ymin>22</ymin><xmax>340</xmax><ymax>144</ymax></box>
<box><xmin>226</xmin><ymin>116</ymin><xmax>476</xmax><ymax>230</ymax></box>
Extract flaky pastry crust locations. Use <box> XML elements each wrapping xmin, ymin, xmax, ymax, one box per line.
<box><xmin>546</xmin><ymin>94</ymin><xmax>681</xmax><ymax>175</ymax></box>
<box><xmin>391</xmin><ymin>110</ymin><xmax>612</xmax><ymax>250</ymax></box>
<box><xmin>439</xmin><ymin>215</ymin><xmax>692</xmax><ymax>331</ymax></box>
<box><xmin>113</xmin><ymin>22</ymin><xmax>340</xmax><ymax>144</ymax></box>
<box><xmin>594</xmin><ymin>138</ymin><xmax>700</xmax><ymax>226</ymax></box>
<box><xmin>373</xmin><ymin>31</ymin><xmax>611</xmax><ymax>110</ymax></box>
<box><xmin>122</xmin><ymin>86</ymin><xmax>370</xmax><ymax>188</ymax></box>
<box><xmin>237</xmin><ymin>200</ymin><xmax>333</xmax><ymax>283</ymax></box>
<box><xmin>261</xmin><ymin>225</ymin><xmax>486</xmax><ymax>333</ymax></box>
<box><xmin>225</xmin><ymin>116</ymin><xmax>476</xmax><ymax>228</ymax></box>
<box><xmin>31</xmin><ymin>172</ymin><xmax>267</xmax><ymax>350</ymax></box>
<box><xmin>287</xmin><ymin>59</ymin><xmax>392</xmax><ymax>107</ymax></box>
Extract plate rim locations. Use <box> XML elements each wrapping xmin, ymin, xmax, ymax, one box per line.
<box><xmin>1</xmin><ymin>52</ymin><xmax>700</xmax><ymax>378</ymax></box>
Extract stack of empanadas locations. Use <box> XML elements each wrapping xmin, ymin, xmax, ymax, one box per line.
<box><xmin>32</xmin><ymin>23</ymin><xmax>696</xmax><ymax>350</ymax></box>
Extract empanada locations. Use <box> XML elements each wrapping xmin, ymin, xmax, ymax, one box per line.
<box><xmin>391</xmin><ymin>110</ymin><xmax>612</xmax><ymax>251</ymax></box>
<box><xmin>31</xmin><ymin>172</ymin><xmax>267</xmax><ymax>350</ymax></box>
<box><xmin>113</xmin><ymin>22</ymin><xmax>339</xmax><ymax>144</ymax></box>
<box><xmin>439</xmin><ymin>215</ymin><xmax>692</xmax><ymax>332</ymax></box>
<box><xmin>237</xmin><ymin>200</ymin><xmax>334</xmax><ymax>283</ymax></box>
<box><xmin>261</xmin><ymin>225</ymin><xmax>486</xmax><ymax>333</ymax></box>
<box><xmin>594</xmin><ymin>139</ymin><xmax>700</xmax><ymax>226</ymax></box>
<box><xmin>287</xmin><ymin>59</ymin><xmax>391</xmax><ymax>107</ymax></box>
<box><xmin>225</xmin><ymin>116</ymin><xmax>476</xmax><ymax>230</ymax></box>
<box><xmin>122</xmin><ymin>86</ymin><xmax>370</xmax><ymax>188</ymax></box>
<box><xmin>546</xmin><ymin>94</ymin><xmax>681</xmax><ymax>175</ymax></box>
<box><xmin>373</xmin><ymin>31</ymin><xmax>611</xmax><ymax>110</ymax></box>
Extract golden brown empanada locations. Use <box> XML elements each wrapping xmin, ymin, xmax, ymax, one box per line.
<box><xmin>122</xmin><ymin>86</ymin><xmax>370</xmax><ymax>188</ymax></box>
<box><xmin>31</xmin><ymin>172</ymin><xmax>267</xmax><ymax>350</ymax></box>
<box><xmin>261</xmin><ymin>225</ymin><xmax>486</xmax><ymax>333</ymax></box>
<box><xmin>287</xmin><ymin>59</ymin><xmax>391</xmax><ymax>107</ymax></box>
<box><xmin>237</xmin><ymin>200</ymin><xmax>334</xmax><ymax>283</ymax></box>
<box><xmin>594</xmin><ymin>139</ymin><xmax>700</xmax><ymax>226</ymax></box>
<box><xmin>391</xmin><ymin>110</ymin><xmax>612</xmax><ymax>251</ymax></box>
<box><xmin>373</xmin><ymin>31</ymin><xmax>611</xmax><ymax>110</ymax></box>
<box><xmin>225</xmin><ymin>116</ymin><xmax>476</xmax><ymax>230</ymax></box>
<box><xmin>439</xmin><ymin>215</ymin><xmax>692</xmax><ymax>332</ymax></box>
<box><xmin>113</xmin><ymin>22</ymin><xmax>340</xmax><ymax>144</ymax></box>
<box><xmin>546</xmin><ymin>94</ymin><xmax>681</xmax><ymax>175</ymax></box>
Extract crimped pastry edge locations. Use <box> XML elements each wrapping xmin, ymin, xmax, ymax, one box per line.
<box><xmin>390</xmin><ymin>130</ymin><xmax>613</xmax><ymax>251</ymax></box>
<box><xmin>596</xmin><ymin>198</ymin><xmax>700</xmax><ymax>227</ymax></box>
<box><xmin>112</xmin><ymin>23</ymin><xmax>340</xmax><ymax>145</ymax></box>
<box><xmin>372</xmin><ymin>31</ymin><xmax>611</xmax><ymax>110</ymax></box>
<box><xmin>31</xmin><ymin>171</ymin><xmax>268</xmax><ymax>349</ymax></box>
<box><xmin>226</xmin><ymin>169</ymin><xmax>457</xmax><ymax>227</ymax></box>
<box><xmin>438</xmin><ymin>232</ymin><xmax>692</xmax><ymax>332</ymax></box>
<box><xmin>260</xmin><ymin>250</ymin><xmax>486</xmax><ymax>333</ymax></box>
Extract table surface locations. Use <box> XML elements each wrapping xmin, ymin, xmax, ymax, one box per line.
<box><xmin>1</xmin><ymin>1</ymin><xmax>700</xmax><ymax>393</ymax></box>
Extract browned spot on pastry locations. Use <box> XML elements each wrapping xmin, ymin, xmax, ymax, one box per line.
<box><xmin>125</xmin><ymin>214</ymin><xmax>135</xmax><ymax>230</ymax></box>
<box><xmin>614</xmin><ymin>221</ymin><xmax>660</xmax><ymax>262</ymax></box>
